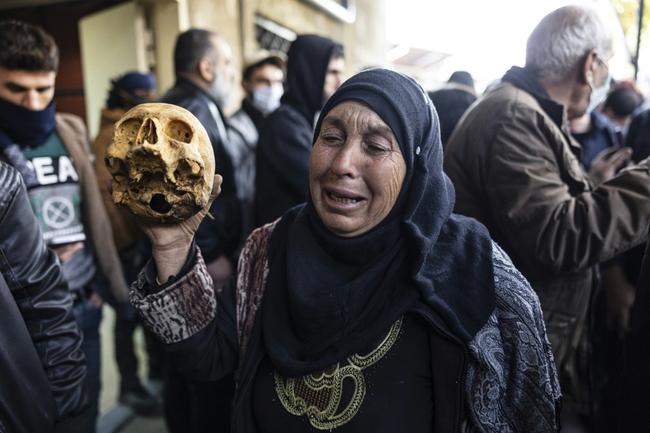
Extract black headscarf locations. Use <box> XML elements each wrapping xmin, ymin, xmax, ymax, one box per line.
<box><xmin>281</xmin><ymin>34</ymin><xmax>342</xmax><ymax>123</ymax></box>
<box><xmin>427</xmin><ymin>88</ymin><xmax>476</xmax><ymax>146</ymax></box>
<box><xmin>262</xmin><ymin>68</ymin><xmax>495</xmax><ymax>377</ymax></box>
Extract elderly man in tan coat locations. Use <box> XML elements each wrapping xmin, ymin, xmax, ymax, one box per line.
<box><xmin>444</xmin><ymin>5</ymin><xmax>650</xmax><ymax>432</ymax></box>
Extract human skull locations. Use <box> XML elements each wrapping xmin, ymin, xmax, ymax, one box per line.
<box><xmin>106</xmin><ymin>103</ymin><xmax>215</xmax><ymax>223</ymax></box>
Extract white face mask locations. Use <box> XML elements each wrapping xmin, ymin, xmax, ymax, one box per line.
<box><xmin>251</xmin><ymin>84</ymin><xmax>283</xmax><ymax>115</ymax></box>
<box><xmin>586</xmin><ymin>72</ymin><xmax>611</xmax><ymax>114</ymax></box>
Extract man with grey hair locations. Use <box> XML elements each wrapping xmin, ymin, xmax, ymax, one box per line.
<box><xmin>445</xmin><ymin>5</ymin><xmax>650</xmax><ymax>431</ymax></box>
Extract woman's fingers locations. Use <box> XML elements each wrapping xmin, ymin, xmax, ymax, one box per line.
<box><xmin>202</xmin><ymin>174</ymin><xmax>223</xmax><ymax>221</ymax></box>
<box><xmin>211</xmin><ymin>174</ymin><xmax>223</xmax><ymax>201</ymax></box>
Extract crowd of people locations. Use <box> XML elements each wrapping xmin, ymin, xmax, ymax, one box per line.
<box><xmin>3</xmin><ymin>3</ymin><xmax>650</xmax><ymax>433</ymax></box>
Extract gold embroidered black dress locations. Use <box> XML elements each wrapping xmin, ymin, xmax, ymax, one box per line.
<box><xmin>252</xmin><ymin>316</ymin><xmax>434</xmax><ymax>432</ymax></box>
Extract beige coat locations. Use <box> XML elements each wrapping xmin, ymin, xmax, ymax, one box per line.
<box><xmin>56</xmin><ymin>112</ymin><xmax>127</xmax><ymax>302</ymax></box>
<box><xmin>444</xmin><ymin>82</ymin><xmax>650</xmax><ymax>414</ymax></box>
<box><xmin>91</xmin><ymin>109</ymin><xmax>142</xmax><ymax>253</ymax></box>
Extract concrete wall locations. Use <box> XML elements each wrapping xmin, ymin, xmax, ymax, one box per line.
<box><xmin>253</xmin><ymin>0</ymin><xmax>387</xmax><ymax>72</ymax></box>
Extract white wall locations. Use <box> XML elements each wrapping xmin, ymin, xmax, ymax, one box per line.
<box><xmin>79</xmin><ymin>1</ymin><xmax>148</xmax><ymax>139</ymax></box>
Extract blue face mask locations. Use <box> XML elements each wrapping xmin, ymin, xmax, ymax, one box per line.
<box><xmin>0</xmin><ymin>97</ymin><xmax>56</xmax><ymax>149</ymax></box>
<box><xmin>586</xmin><ymin>72</ymin><xmax>612</xmax><ymax>114</ymax></box>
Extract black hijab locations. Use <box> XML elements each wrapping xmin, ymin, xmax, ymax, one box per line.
<box><xmin>262</xmin><ymin>68</ymin><xmax>495</xmax><ymax>377</ymax></box>
<box><xmin>281</xmin><ymin>34</ymin><xmax>342</xmax><ymax>123</ymax></box>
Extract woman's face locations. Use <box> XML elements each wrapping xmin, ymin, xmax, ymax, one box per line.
<box><xmin>310</xmin><ymin>101</ymin><xmax>406</xmax><ymax>237</ymax></box>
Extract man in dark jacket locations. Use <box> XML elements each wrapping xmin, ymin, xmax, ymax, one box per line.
<box><xmin>161</xmin><ymin>28</ymin><xmax>241</xmax><ymax>290</ymax></box>
<box><xmin>255</xmin><ymin>34</ymin><xmax>344</xmax><ymax>225</ymax></box>
<box><xmin>0</xmin><ymin>161</ymin><xmax>87</xmax><ymax>433</ymax></box>
<box><xmin>569</xmin><ymin>109</ymin><xmax>623</xmax><ymax>170</ymax></box>
<box><xmin>602</xmin><ymin>84</ymin><xmax>644</xmax><ymax>130</ymax></box>
<box><xmin>615</xmin><ymin>105</ymin><xmax>650</xmax><ymax>433</ymax></box>
<box><xmin>619</xmin><ymin>238</ymin><xmax>650</xmax><ymax>432</ymax></box>
<box><xmin>444</xmin><ymin>5</ymin><xmax>650</xmax><ymax>431</ymax></box>
<box><xmin>427</xmin><ymin>71</ymin><xmax>477</xmax><ymax>147</ymax></box>
<box><xmin>625</xmin><ymin>108</ymin><xmax>650</xmax><ymax>162</ymax></box>
<box><xmin>0</xmin><ymin>20</ymin><xmax>127</xmax><ymax>433</ymax></box>
<box><xmin>159</xmin><ymin>28</ymin><xmax>239</xmax><ymax>433</ymax></box>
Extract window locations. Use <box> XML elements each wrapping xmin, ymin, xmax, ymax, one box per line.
<box><xmin>301</xmin><ymin>0</ymin><xmax>356</xmax><ymax>23</ymax></box>
<box><xmin>255</xmin><ymin>15</ymin><xmax>296</xmax><ymax>53</ymax></box>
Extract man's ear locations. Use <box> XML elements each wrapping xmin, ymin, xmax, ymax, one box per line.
<box><xmin>198</xmin><ymin>57</ymin><xmax>215</xmax><ymax>83</ymax></box>
<box><xmin>580</xmin><ymin>49</ymin><xmax>598</xmax><ymax>86</ymax></box>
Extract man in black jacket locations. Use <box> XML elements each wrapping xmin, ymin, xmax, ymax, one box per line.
<box><xmin>619</xmin><ymin>236</ymin><xmax>650</xmax><ymax>432</ymax></box>
<box><xmin>159</xmin><ymin>28</ymin><xmax>239</xmax><ymax>433</ymax></box>
<box><xmin>161</xmin><ymin>28</ymin><xmax>241</xmax><ymax>290</ymax></box>
<box><xmin>427</xmin><ymin>71</ymin><xmax>477</xmax><ymax>147</ymax></box>
<box><xmin>0</xmin><ymin>20</ymin><xmax>127</xmax><ymax>433</ymax></box>
<box><xmin>0</xmin><ymin>161</ymin><xmax>87</xmax><ymax>433</ymax></box>
<box><xmin>255</xmin><ymin>34</ymin><xmax>344</xmax><ymax>225</ymax></box>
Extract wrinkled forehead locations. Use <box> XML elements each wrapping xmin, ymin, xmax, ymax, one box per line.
<box><xmin>316</xmin><ymin>69</ymin><xmax>439</xmax><ymax>162</ymax></box>
<box><xmin>322</xmin><ymin>100</ymin><xmax>392</xmax><ymax>132</ymax></box>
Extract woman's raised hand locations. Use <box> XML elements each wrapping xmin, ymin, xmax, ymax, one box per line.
<box><xmin>139</xmin><ymin>174</ymin><xmax>222</xmax><ymax>282</ymax></box>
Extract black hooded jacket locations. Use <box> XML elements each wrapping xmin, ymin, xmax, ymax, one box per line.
<box><xmin>254</xmin><ymin>35</ymin><xmax>342</xmax><ymax>226</ymax></box>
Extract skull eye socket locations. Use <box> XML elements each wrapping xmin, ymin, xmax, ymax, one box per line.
<box><xmin>165</xmin><ymin>120</ymin><xmax>193</xmax><ymax>143</ymax></box>
<box><xmin>105</xmin><ymin>156</ymin><xmax>129</xmax><ymax>176</ymax></box>
<box><xmin>175</xmin><ymin>158</ymin><xmax>201</xmax><ymax>179</ymax></box>
<box><xmin>117</xmin><ymin>118</ymin><xmax>144</xmax><ymax>145</ymax></box>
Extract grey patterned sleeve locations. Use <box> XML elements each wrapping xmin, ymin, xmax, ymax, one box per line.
<box><xmin>464</xmin><ymin>242</ymin><xmax>561</xmax><ymax>433</ymax></box>
<box><xmin>129</xmin><ymin>250</ymin><xmax>217</xmax><ymax>344</ymax></box>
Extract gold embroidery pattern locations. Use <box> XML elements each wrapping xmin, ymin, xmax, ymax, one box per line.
<box><xmin>274</xmin><ymin>318</ymin><xmax>402</xmax><ymax>430</ymax></box>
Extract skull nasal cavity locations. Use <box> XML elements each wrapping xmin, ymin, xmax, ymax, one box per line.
<box><xmin>139</xmin><ymin>118</ymin><xmax>158</xmax><ymax>144</ymax></box>
<box><xmin>150</xmin><ymin>194</ymin><xmax>172</xmax><ymax>214</ymax></box>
